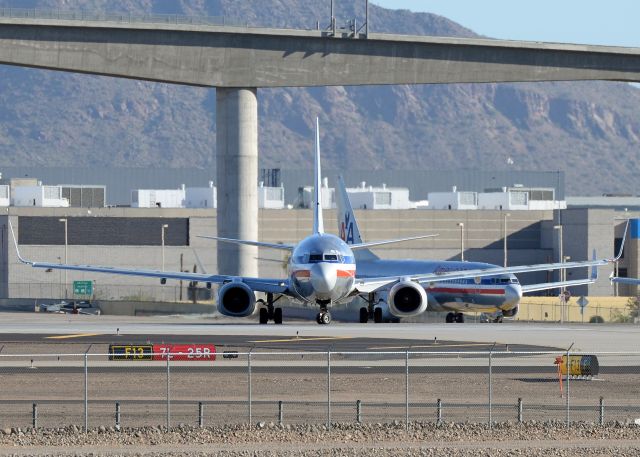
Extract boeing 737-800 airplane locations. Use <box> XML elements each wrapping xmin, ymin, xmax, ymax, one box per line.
<box><xmin>336</xmin><ymin>176</ymin><xmax>626</xmax><ymax>323</ymax></box>
<box><xmin>9</xmin><ymin>120</ymin><xmax>619</xmax><ymax>325</ymax></box>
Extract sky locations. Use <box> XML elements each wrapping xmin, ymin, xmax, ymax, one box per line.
<box><xmin>372</xmin><ymin>1</ymin><xmax>640</xmax><ymax>47</ymax></box>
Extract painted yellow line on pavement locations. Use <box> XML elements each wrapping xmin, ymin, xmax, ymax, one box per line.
<box><xmin>367</xmin><ymin>343</ymin><xmax>504</xmax><ymax>350</ymax></box>
<box><xmin>248</xmin><ymin>336</ymin><xmax>352</xmax><ymax>343</ymax></box>
<box><xmin>45</xmin><ymin>333</ymin><xmax>102</xmax><ymax>340</ymax></box>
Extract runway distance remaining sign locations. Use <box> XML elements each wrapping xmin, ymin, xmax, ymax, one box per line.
<box><xmin>108</xmin><ymin>344</ymin><xmax>153</xmax><ymax>360</ymax></box>
<box><xmin>152</xmin><ymin>344</ymin><xmax>217</xmax><ymax>361</ymax></box>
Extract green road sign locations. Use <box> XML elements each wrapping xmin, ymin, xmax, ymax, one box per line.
<box><xmin>73</xmin><ymin>280</ymin><xmax>93</xmax><ymax>295</ymax></box>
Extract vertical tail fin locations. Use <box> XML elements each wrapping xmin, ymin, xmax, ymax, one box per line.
<box><xmin>313</xmin><ymin>117</ymin><xmax>324</xmax><ymax>235</ymax></box>
<box><xmin>336</xmin><ymin>175</ymin><xmax>379</xmax><ymax>261</ymax></box>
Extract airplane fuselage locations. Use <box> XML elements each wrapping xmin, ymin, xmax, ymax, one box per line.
<box><xmin>355</xmin><ymin>259</ymin><xmax>522</xmax><ymax>314</ymax></box>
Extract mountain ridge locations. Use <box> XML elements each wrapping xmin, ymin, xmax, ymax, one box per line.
<box><xmin>0</xmin><ymin>0</ymin><xmax>638</xmax><ymax>195</ymax></box>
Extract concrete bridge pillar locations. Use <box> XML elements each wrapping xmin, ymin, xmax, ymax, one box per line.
<box><xmin>215</xmin><ymin>88</ymin><xmax>258</xmax><ymax>277</ymax></box>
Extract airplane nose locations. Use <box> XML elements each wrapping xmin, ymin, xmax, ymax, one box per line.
<box><xmin>504</xmin><ymin>284</ymin><xmax>522</xmax><ymax>307</ymax></box>
<box><xmin>310</xmin><ymin>263</ymin><xmax>337</xmax><ymax>294</ymax></box>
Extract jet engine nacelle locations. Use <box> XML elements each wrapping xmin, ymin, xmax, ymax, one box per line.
<box><xmin>387</xmin><ymin>281</ymin><xmax>428</xmax><ymax>317</ymax></box>
<box><xmin>502</xmin><ymin>306</ymin><xmax>518</xmax><ymax>318</ymax></box>
<box><xmin>217</xmin><ymin>282</ymin><xmax>257</xmax><ymax>317</ymax></box>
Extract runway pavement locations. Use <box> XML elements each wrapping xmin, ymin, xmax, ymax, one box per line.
<box><xmin>0</xmin><ymin>312</ymin><xmax>638</xmax><ymax>352</ymax></box>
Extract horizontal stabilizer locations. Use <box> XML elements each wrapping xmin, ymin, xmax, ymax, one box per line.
<box><xmin>198</xmin><ymin>235</ymin><xmax>294</xmax><ymax>251</ymax></box>
<box><xmin>350</xmin><ymin>234</ymin><xmax>438</xmax><ymax>250</ymax></box>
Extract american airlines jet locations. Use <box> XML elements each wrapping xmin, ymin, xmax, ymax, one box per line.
<box><xmin>336</xmin><ymin>176</ymin><xmax>624</xmax><ymax>324</ymax></box>
<box><xmin>10</xmin><ymin>121</ymin><xmax>618</xmax><ymax>325</ymax></box>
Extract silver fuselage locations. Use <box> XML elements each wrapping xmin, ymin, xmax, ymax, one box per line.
<box><xmin>356</xmin><ymin>259</ymin><xmax>522</xmax><ymax>314</ymax></box>
<box><xmin>288</xmin><ymin>233</ymin><xmax>356</xmax><ymax>304</ymax></box>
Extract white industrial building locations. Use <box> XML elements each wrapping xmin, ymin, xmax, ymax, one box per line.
<box><xmin>13</xmin><ymin>185</ymin><xmax>70</xmax><ymax>207</ymax></box>
<box><xmin>428</xmin><ymin>187</ymin><xmax>478</xmax><ymax>210</ymax></box>
<box><xmin>347</xmin><ymin>182</ymin><xmax>412</xmax><ymax>210</ymax></box>
<box><xmin>185</xmin><ymin>182</ymin><xmax>216</xmax><ymax>209</ymax></box>
<box><xmin>428</xmin><ymin>186</ymin><xmax>565</xmax><ymax>211</ymax></box>
<box><xmin>0</xmin><ymin>185</ymin><xmax>9</xmax><ymax>206</ymax></box>
<box><xmin>258</xmin><ymin>183</ymin><xmax>285</xmax><ymax>209</ymax></box>
<box><xmin>301</xmin><ymin>178</ymin><xmax>336</xmax><ymax>209</ymax></box>
<box><xmin>131</xmin><ymin>186</ymin><xmax>186</xmax><ymax>208</ymax></box>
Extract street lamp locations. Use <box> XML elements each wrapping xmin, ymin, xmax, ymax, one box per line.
<box><xmin>553</xmin><ymin>224</ymin><xmax>564</xmax><ymax>323</ymax></box>
<box><xmin>161</xmin><ymin>224</ymin><xmax>169</xmax><ymax>272</ymax></box>
<box><xmin>503</xmin><ymin>213</ymin><xmax>510</xmax><ymax>267</ymax></box>
<box><xmin>457</xmin><ymin>222</ymin><xmax>465</xmax><ymax>261</ymax></box>
<box><xmin>58</xmin><ymin>218</ymin><xmax>67</xmax><ymax>298</ymax></box>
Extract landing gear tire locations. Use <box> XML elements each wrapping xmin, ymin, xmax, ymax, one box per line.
<box><xmin>317</xmin><ymin>311</ymin><xmax>332</xmax><ymax>325</ymax></box>
<box><xmin>494</xmin><ymin>316</ymin><xmax>504</xmax><ymax>323</ymax></box>
<box><xmin>359</xmin><ymin>307</ymin><xmax>369</xmax><ymax>323</ymax></box>
<box><xmin>374</xmin><ymin>307</ymin><xmax>383</xmax><ymax>324</ymax></box>
<box><xmin>445</xmin><ymin>312</ymin><xmax>455</xmax><ymax>323</ymax></box>
<box><xmin>274</xmin><ymin>307</ymin><xmax>283</xmax><ymax>324</ymax></box>
<box><xmin>455</xmin><ymin>313</ymin><xmax>465</xmax><ymax>323</ymax></box>
<box><xmin>259</xmin><ymin>307</ymin><xmax>269</xmax><ymax>325</ymax></box>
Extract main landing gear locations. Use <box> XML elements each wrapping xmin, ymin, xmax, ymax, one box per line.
<box><xmin>445</xmin><ymin>312</ymin><xmax>465</xmax><ymax>323</ymax></box>
<box><xmin>258</xmin><ymin>293</ymin><xmax>283</xmax><ymax>325</ymax></box>
<box><xmin>359</xmin><ymin>293</ymin><xmax>383</xmax><ymax>324</ymax></box>
<box><xmin>316</xmin><ymin>300</ymin><xmax>332</xmax><ymax>325</ymax></box>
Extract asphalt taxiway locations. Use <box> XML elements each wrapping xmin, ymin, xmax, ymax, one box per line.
<box><xmin>0</xmin><ymin>312</ymin><xmax>638</xmax><ymax>352</ymax></box>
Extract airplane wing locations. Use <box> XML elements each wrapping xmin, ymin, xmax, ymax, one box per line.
<box><xmin>10</xmin><ymin>223</ymin><xmax>289</xmax><ymax>295</ymax></box>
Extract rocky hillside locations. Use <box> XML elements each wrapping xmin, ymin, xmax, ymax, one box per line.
<box><xmin>0</xmin><ymin>0</ymin><xmax>638</xmax><ymax>195</ymax></box>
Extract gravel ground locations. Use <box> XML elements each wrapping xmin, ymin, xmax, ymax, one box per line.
<box><xmin>0</xmin><ymin>421</ymin><xmax>639</xmax><ymax>456</ymax></box>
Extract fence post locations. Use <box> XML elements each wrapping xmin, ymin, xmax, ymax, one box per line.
<box><xmin>599</xmin><ymin>397</ymin><xmax>604</xmax><ymax>426</ymax></box>
<box><xmin>489</xmin><ymin>343</ymin><xmax>495</xmax><ymax>428</ymax></box>
<box><xmin>166</xmin><ymin>352</ymin><xmax>171</xmax><ymax>430</ymax></box>
<box><xmin>327</xmin><ymin>350</ymin><xmax>331</xmax><ymax>429</ymax></box>
<box><xmin>115</xmin><ymin>402</ymin><xmax>120</xmax><ymax>427</ymax></box>
<box><xmin>517</xmin><ymin>397</ymin><xmax>523</xmax><ymax>423</ymax></box>
<box><xmin>84</xmin><ymin>353</ymin><xmax>88</xmax><ymax>432</ymax></box>
<box><xmin>356</xmin><ymin>400</ymin><xmax>362</xmax><ymax>424</ymax></box>
<box><xmin>566</xmin><ymin>343</ymin><xmax>574</xmax><ymax>427</ymax></box>
<box><xmin>436</xmin><ymin>399</ymin><xmax>442</xmax><ymax>424</ymax></box>
<box><xmin>32</xmin><ymin>403</ymin><xmax>37</xmax><ymax>429</ymax></box>
<box><xmin>248</xmin><ymin>349</ymin><xmax>253</xmax><ymax>426</ymax></box>
<box><xmin>198</xmin><ymin>402</ymin><xmax>204</xmax><ymax>428</ymax></box>
<box><xmin>405</xmin><ymin>350</ymin><xmax>409</xmax><ymax>430</ymax></box>
<box><xmin>278</xmin><ymin>401</ymin><xmax>283</xmax><ymax>426</ymax></box>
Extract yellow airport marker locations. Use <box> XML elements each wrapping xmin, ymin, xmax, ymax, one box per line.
<box><xmin>45</xmin><ymin>333</ymin><xmax>102</xmax><ymax>340</ymax></box>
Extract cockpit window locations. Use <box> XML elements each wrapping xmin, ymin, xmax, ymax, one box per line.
<box><xmin>500</xmin><ymin>278</ymin><xmax>511</xmax><ymax>284</ymax></box>
<box><xmin>309</xmin><ymin>254</ymin><xmax>323</xmax><ymax>263</ymax></box>
<box><xmin>324</xmin><ymin>254</ymin><xmax>338</xmax><ymax>261</ymax></box>
<box><xmin>511</xmin><ymin>278</ymin><xmax>519</xmax><ymax>284</ymax></box>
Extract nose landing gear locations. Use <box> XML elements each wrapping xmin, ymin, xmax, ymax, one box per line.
<box><xmin>316</xmin><ymin>300</ymin><xmax>332</xmax><ymax>325</ymax></box>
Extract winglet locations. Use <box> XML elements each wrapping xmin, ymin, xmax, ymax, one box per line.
<box><xmin>313</xmin><ymin>117</ymin><xmax>324</xmax><ymax>235</ymax></box>
<box><xmin>612</xmin><ymin>219</ymin><xmax>629</xmax><ymax>262</ymax></box>
<box><xmin>8</xmin><ymin>220</ymin><xmax>31</xmax><ymax>265</ymax></box>
<box><xmin>591</xmin><ymin>249</ymin><xmax>598</xmax><ymax>281</ymax></box>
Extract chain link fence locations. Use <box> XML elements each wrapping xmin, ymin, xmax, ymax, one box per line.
<box><xmin>0</xmin><ymin>350</ymin><xmax>637</xmax><ymax>430</ymax></box>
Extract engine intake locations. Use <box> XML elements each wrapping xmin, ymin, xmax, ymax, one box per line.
<box><xmin>217</xmin><ymin>282</ymin><xmax>257</xmax><ymax>317</ymax></box>
<box><xmin>388</xmin><ymin>281</ymin><xmax>428</xmax><ymax>317</ymax></box>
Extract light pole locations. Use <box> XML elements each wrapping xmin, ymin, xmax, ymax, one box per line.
<box><xmin>553</xmin><ymin>224</ymin><xmax>564</xmax><ymax>323</ymax></box>
<box><xmin>58</xmin><ymin>218</ymin><xmax>67</xmax><ymax>298</ymax></box>
<box><xmin>457</xmin><ymin>222</ymin><xmax>465</xmax><ymax>261</ymax></box>
<box><xmin>503</xmin><ymin>213</ymin><xmax>510</xmax><ymax>267</ymax></box>
<box><xmin>161</xmin><ymin>224</ymin><xmax>169</xmax><ymax>272</ymax></box>
<box><xmin>563</xmin><ymin>255</ymin><xmax>571</xmax><ymax>322</ymax></box>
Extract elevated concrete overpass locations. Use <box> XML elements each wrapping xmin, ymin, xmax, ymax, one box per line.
<box><xmin>2</xmin><ymin>12</ymin><xmax>640</xmax><ymax>276</ymax></box>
